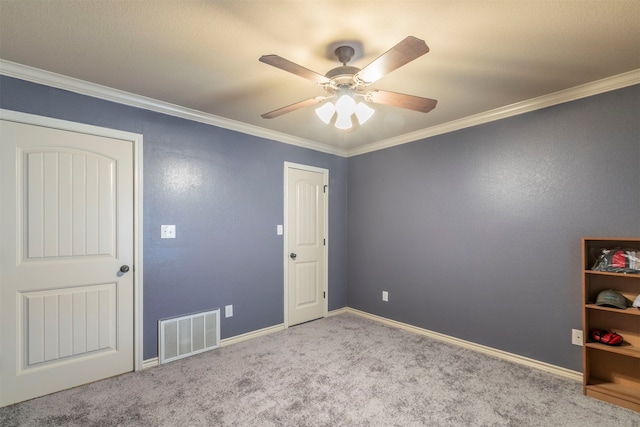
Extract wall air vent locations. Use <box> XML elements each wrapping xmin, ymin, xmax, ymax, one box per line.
<box><xmin>158</xmin><ymin>309</ymin><xmax>220</xmax><ymax>364</ymax></box>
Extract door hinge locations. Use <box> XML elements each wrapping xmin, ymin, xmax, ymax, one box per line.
<box><xmin>323</xmin><ymin>238</ymin><xmax>326</xmax><ymax>246</ymax></box>
<box><xmin>323</xmin><ymin>291</ymin><xmax>326</xmax><ymax>299</ymax></box>
<box><xmin>324</xmin><ymin>184</ymin><xmax>328</xmax><ymax>193</ymax></box>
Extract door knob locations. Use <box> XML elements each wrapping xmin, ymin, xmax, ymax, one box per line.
<box><xmin>290</xmin><ymin>253</ymin><xmax>297</xmax><ymax>260</ymax></box>
<box><xmin>120</xmin><ymin>265</ymin><xmax>130</xmax><ymax>273</ymax></box>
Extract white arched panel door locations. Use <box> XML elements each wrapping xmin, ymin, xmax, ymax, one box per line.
<box><xmin>0</xmin><ymin>118</ymin><xmax>136</xmax><ymax>407</ymax></box>
<box><xmin>285</xmin><ymin>163</ymin><xmax>327</xmax><ymax>326</ymax></box>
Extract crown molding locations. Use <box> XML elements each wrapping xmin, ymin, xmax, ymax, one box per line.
<box><xmin>2</xmin><ymin>60</ymin><xmax>637</xmax><ymax>159</ymax></box>
<box><xmin>347</xmin><ymin>69</ymin><xmax>640</xmax><ymax>157</ymax></box>
<box><xmin>0</xmin><ymin>60</ymin><xmax>348</xmax><ymax>157</ymax></box>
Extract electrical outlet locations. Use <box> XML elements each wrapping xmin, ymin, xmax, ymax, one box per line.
<box><xmin>225</xmin><ymin>305</ymin><xmax>233</xmax><ymax>318</ymax></box>
<box><xmin>572</xmin><ymin>329</ymin><xmax>583</xmax><ymax>346</ymax></box>
<box><xmin>161</xmin><ymin>225</ymin><xmax>176</xmax><ymax>239</ymax></box>
<box><xmin>382</xmin><ymin>291</ymin><xmax>389</xmax><ymax>302</ymax></box>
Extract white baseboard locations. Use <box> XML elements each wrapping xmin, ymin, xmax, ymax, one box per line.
<box><xmin>220</xmin><ymin>323</ymin><xmax>285</xmax><ymax>347</ymax></box>
<box><xmin>141</xmin><ymin>323</ymin><xmax>285</xmax><ymax>369</ymax></box>
<box><xmin>328</xmin><ymin>307</ymin><xmax>349</xmax><ymax>317</ymax></box>
<box><xmin>344</xmin><ymin>308</ymin><xmax>583</xmax><ymax>382</ymax></box>
<box><xmin>141</xmin><ymin>357</ymin><xmax>159</xmax><ymax>370</ymax></box>
<box><xmin>142</xmin><ymin>308</ymin><xmax>580</xmax><ymax>382</ymax></box>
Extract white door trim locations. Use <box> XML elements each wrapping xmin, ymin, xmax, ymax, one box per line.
<box><xmin>0</xmin><ymin>109</ymin><xmax>144</xmax><ymax>371</ymax></box>
<box><xmin>283</xmin><ymin>161</ymin><xmax>328</xmax><ymax>328</ymax></box>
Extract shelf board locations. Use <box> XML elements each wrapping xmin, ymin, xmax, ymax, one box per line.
<box><xmin>585</xmin><ymin>380</ymin><xmax>640</xmax><ymax>405</ymax></box>
<box><xmin>585</xmin><ymin>304</ymin><xmax>640</xmax><ymax>316</ymax></box>
<box><xmin>584</xmin><ymin>270</ymin><xmax>640</xmax><ymax>278</ymax></box>
<box><xmin>585</xmin><ymin>341</ymin><xmax>640</xmax><ymax>358</ymax></box>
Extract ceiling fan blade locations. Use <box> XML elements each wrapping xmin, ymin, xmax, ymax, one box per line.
<box><xmin>261</xmin><ymin>96</ymin><xmax>330</xmax><ymax>119</ymax></box>
<box><xmin>366</xmin><ymin>90</ymin><xmax>437</xmax><ymax>113</ymax></box>
<box><xmin>355</xmin><ymin>36</ymin><xmax>429</xmax><ymax>85</ymax></box>
<box><xmin>260</xmin><ymin>55</ymin><xmax>331</xmax><ymax>85</ymax></box>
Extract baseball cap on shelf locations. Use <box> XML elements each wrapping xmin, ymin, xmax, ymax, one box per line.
<box><xmin>633</xmin><ymin>294</ymin><xmax>640</xmax><ymax>309</ymax></box>
<box><xmin>595</xmin><ymin>289</ymin><xmax>628</xmax><ymax>309</ymax></box>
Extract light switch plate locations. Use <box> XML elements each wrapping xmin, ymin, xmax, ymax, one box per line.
<box><xmin>161</xmin><ymin>225</ymin><xmax>176</xmax><ymax>239</ymax></box>
<box><xmin>277</xmin><ymin>224</ymin><xmax>283</xmax><ymax>235</ymax></box>
<box><xmin>225</xmin><ymin>305</ymin><xmax>233</xmax><ymax>318</ymax></box>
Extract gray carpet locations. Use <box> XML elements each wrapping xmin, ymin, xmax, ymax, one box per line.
<box><xmin>1</xmin><ymin>313</ymin><xmax>639</xmax><ymax>426</ymax></box>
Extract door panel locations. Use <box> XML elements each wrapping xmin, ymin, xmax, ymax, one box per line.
<box><xmin>286</xmin><ymin>165</ymin><xmax>327</xmax><ymax>326</ymax></box>
<box><xmin>25</xmin><ymin>150</ymin><xmax>116</xmax><ymax>259</ymax></box>
<box><xmin>22</xmin><ymin>283</ymin><xmax>117</xmax><ymax>367</ymax></box>
<box><xmin>295</xmin><ymin>180</ymin><xmax>319</xmax><ymax>245</ymax></box>
<box><xmin>0</xmin><ymin>119</ymin><xmax>134</xmax><ymax>407</ymax></box>
<box><xmin>295</xmin><ymin>261</ymin><xmax>319</xmax><ymax>306</ymax></box>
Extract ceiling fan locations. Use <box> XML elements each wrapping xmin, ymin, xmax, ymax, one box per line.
<box><xmin>259</xmin><ymin>36</ymin><xmax>437</xmax><ymax>129</ymax></box>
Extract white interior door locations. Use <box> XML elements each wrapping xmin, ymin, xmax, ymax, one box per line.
<box><xmin>285</xmin><ymin>163</ymin><xmax>327</xmax><ymax>327</ymax></box>
<box><xmin>0</xmin><ymin>118</ymin><xmax>135</xmax><ymax>407</ymax></box>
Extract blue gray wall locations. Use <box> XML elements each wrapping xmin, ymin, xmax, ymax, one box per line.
<box><xmin>347</xmin><ymin>85</ymin><xmax>640</xmax><ymax>371</ymax></box>
<box><xmin>0</xmin><ymin>76</ymin><xmax>348</xmax><ymax>360</ymax></box>
<box><xmin>2</xmin><ymin>75</ymin><xmax>638</xmax><ymax>371</ymax></box>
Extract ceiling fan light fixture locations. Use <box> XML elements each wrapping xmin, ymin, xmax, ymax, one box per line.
<box><xmin>315</xmin><ymin>102</ymin><xmax>335</xmax><ymax>124</ymax></box>
<box><xmin>334</xmin><ymin>112</ymin><xmax>353</xmax><ymax>130</ymax></box>
<box><xmin>335</xmin><ymin>94</ymin><xmax>356</xmax><ymax>117</ymax></box>
<box><xmin>260</xmin><ymin>36</ymin><xmax>436</xmax><ymax>124</ymax></box>
<box><xmin>355</xmin><ymin>102</ymin><xmax>375</xmax><ymax>124</ymax></box>
<box><xmin>315</xmin><ymin>93</ymin><xmax>374</xmax><ymax>130</ymax></box>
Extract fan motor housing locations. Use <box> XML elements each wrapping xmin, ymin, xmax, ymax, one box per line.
<box><xmin>325</xmin><ymin>66</ymin><xmax>361</xmax><ymax>85</ymax></box>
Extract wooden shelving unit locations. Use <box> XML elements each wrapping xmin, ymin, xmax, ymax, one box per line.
<box><xmin>582</xmin><ymin>238</ymin><xmax>640</xmax><ymax>412</ymax></box>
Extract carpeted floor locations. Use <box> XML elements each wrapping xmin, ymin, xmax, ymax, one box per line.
<box><xmin>1</xmin><ymin>313</ymin><xmax>639</xmax><ymax>426</ymax></box>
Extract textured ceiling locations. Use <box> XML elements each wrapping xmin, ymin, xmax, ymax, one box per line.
<box><xmin>1</xmin><ymin>1</ymin><xmax>639</xmax><ymax>154</ymax></box>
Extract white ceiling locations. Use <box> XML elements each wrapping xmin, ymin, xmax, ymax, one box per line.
<box><xmin>1</xmin><ymin>1</ymin><xmax>639</xmax><ymax>155</ymax></box>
